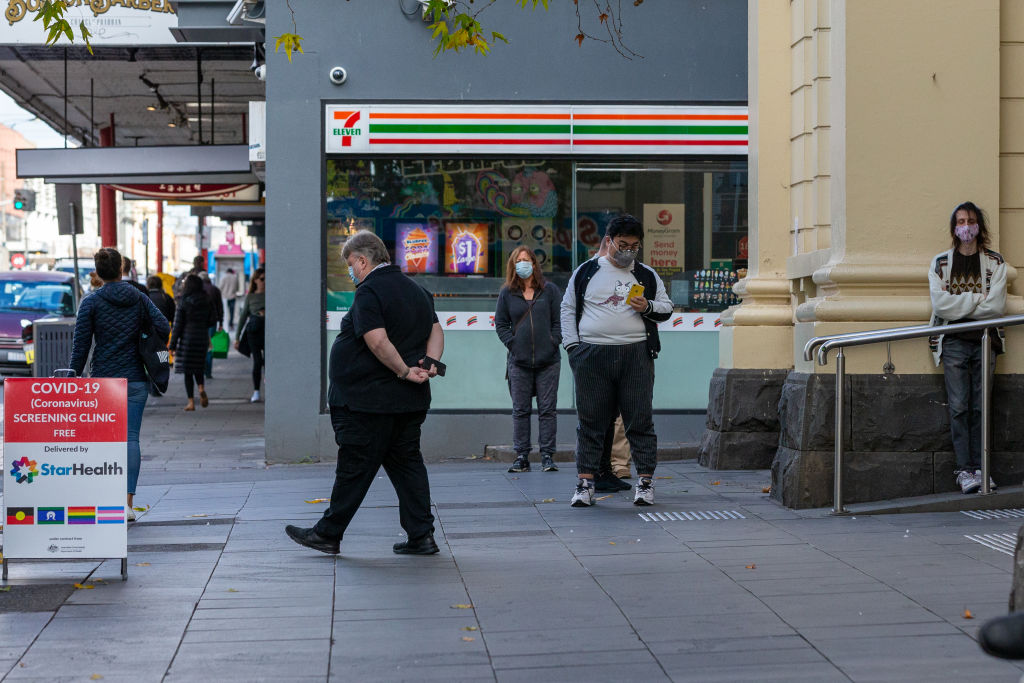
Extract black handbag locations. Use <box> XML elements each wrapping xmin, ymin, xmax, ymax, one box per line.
<box><xmin>137</xmin><ymin>298</ymin><xmax>170</xmax><ymax>394</ymax></box>
<box><xmin>237</xmin><ymin>319</ymin><xmax>252</xmax><ymax>358</ymax></box>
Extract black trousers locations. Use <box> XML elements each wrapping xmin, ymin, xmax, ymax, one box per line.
<box><xmin>314</xmin><ymin>406</ymin><xmax>434</xmax><ymax>542</ymax></box>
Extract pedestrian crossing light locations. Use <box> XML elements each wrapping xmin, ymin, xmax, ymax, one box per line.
<box><xmin>12</xmin><ymin>189</ymin><xmax>35</xmax><ymax>212</ymax></box>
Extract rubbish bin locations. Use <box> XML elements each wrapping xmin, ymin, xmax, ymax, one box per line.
<box><xmin>32</xmin><ymin>318</ymin><xmax>77</xmax><ymax>378</ymax></box>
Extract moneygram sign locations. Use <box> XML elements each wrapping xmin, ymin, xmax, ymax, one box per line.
<box><xmin>2</xmin><ymin>378</ymin><xmax>127</xmax><ymax>560</ymax></box>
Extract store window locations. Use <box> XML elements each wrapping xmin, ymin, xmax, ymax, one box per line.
<box><xmin>324</xmin><ymin>158</ymin><xmax>747</xmax><ymax>318</ymax></box>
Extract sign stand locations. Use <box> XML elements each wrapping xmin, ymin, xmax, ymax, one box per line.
<box><xmin>2</xmin><ymin>378</ymin><xmax>129</xmax><ymax>582</ymax></box>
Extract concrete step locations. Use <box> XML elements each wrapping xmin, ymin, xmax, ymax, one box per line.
<box><xmin>828</xmin><ymin>484</ymin><xmax>1024</xmax><ymax>516</ymax></box>
<box><xmin>481</xmin><ymin>442</ymin><xmax>698</xmax><ymax>463</ymax></box>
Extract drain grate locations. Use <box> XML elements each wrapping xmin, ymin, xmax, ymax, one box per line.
<box><xmin>961</xmin><ymin>509</ymin><xmax>1024</xmax><ymax>520</ymax></box>
<box><xmin>964</xmin><ymin>533</ymin><xmax>1016</xmax><ymax>556</ymax></box>
<box><xmin>638</xmin><ymin>510</ymin><xmax>746</xmax><ymax>522</ymax></box>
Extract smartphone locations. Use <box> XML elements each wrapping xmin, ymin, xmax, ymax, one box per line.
<box><xmin>421</xmin><ymin>356</ymin><xmax>447</xmax><ymax>377</ymax></box>
<box><xmin>627</xmin><ymin>283</ymin><xmax>645</xmax><ymax>302</ymax></box>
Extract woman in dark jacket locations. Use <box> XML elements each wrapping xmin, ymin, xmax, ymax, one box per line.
<box><xmin>494</xmin><ymin>246</ymin><xmax>562</xmax><ymax>473</ymax></box>
<box><xmin>70</xmin><ymin>248</ymin><xmax>170</xmax><ymax>521</ymax></box>
<box><xmin>146</xmin><ymin>275</ymin><xmax>175</xmax><ymax>324</ymax></box>
<box><xmin>169</xmin><ymin>274</ymin><xmax>214</xmax><ymax>411</ymax></box>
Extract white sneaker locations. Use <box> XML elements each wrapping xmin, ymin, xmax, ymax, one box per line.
<box><xmin>975</xmin><ymin>470</ymin><xmax>997</xmax><ymax>490</ymax></box>
<box><xmin>633</xmin><ymin>478</ymin><xmax>655</xmax><ymax>506</ymax></box>
<box><xmin>570</xmin><ymin>479</ymin><xmax>595</xmax><ymax>507</ymax></box>
<box><xmin>127</xmin><ymin>508</ymin><xmax>136</xmax><ymax>522</ymax></box>
<box><xmin>250</xmin><ymin>390</ymin><xmax>261</xmax><ymax>403</ymax></box>
<box><xmin>957</xmin><ymin>470</ymin><xmax>981</xmax><ymax>494</ymax></box>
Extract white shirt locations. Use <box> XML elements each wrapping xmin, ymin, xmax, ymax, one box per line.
<box><xmin>576</xmin><ymin>257</ymin><xmax>647</xmax><ymax>344</ymax></box>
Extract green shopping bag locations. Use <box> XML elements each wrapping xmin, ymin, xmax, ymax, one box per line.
<box><xmin>211</xmin><ymin>329</ymin><xmax>230</xmax><ymax>358</ymax></box>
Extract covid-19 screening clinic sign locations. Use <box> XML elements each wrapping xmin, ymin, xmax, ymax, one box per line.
<box><xmin>3</xmin><ymin>378</ymin><xmax>127</xmax><ymax>560</ymax></box>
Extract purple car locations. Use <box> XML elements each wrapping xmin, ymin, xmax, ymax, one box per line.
<box><xmin>0</xmin><ymin>271</ymin><xmax>77</xmax><ymax>375</ymax></box>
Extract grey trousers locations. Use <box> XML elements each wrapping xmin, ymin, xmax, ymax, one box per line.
<box><xmin>507</xmin><ymin>361</ymin><xmax>560</xmax><ymax>459</ymax></box>
<box><xmin>568</xmin><ymin>341</ymin><xmax>657</xmax><ymax>476</ymax></box>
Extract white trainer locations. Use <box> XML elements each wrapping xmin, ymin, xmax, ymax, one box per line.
<box><xmin>250</xmin><ymin>390</ymin><xmax>261</xmax><ymax>403</ymax></box>
<box><xmin>570</xmin><ymin>479</ymin><xmax>595</xmax><ymax>507</ymax></box>
<box><xmin>127</xmin><ymin>508</ymin><xmax>136</xmax><ymax>522</ymax></box>
<box><xmin>957</xmin><ymin>470</ymin><xmax>981</xmax><ymax>494</ymax></box>
<box><xmin>633</xmin><ymin>478</ymin><xmax>655</xmax><ymax>506</ymax></box>
<box><xmin>975</xmin><ymin>470</ymin><xmax>997</xmax><ymax>491</ymax></box>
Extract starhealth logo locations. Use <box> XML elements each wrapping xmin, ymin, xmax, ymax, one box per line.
<box><xmin>10</xmin><ymin>456</ymin><xmax>39</xmax><ymax>484</ymax></box>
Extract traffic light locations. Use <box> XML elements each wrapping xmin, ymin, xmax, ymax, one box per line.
<box><xmin>12</xmin><ymin>189</ymin><xmax>35</xmax><ymax>212</ymax></box>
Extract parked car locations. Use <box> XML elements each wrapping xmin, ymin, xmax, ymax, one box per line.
<box><xmin>54</xmin><ymin>257</ymin><xmax>96</xmax><ymax>292</ymax></box>
<box><xmin>0</xmin><ymin>271</ymin><xmax>78</xmax><ymax>375</ymax></box>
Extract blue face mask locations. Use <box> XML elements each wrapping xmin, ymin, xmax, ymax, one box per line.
<box><xmin>348</xmin><ymin>265</ymin><xmax>359</xmax><ymax>285</ymax></box>
<box><xmin>514</xmin><ymin>261</ymin><xmax>534</xmax><ymax>279</ymax></box>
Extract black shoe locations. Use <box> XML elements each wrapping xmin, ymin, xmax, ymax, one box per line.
<box><xmin>285</xmin><ymin>525</ymin><xmax>340</xmax><ymax>555</ymax></box>
<box><xmin>508</xmin><ymin>457</ymin><xmax>531</xmax><ymax>473</ymax></box>
<box><xmin>393</xmin><ymin>534</ymin><xmax>440</xmax><ymax>555</ymax></box>
<box><xmin>594</xmin><ymin>470</ymin><xmax>631</xmax><ymax>491</ymax></box>
<box><xmin>979</xmin><ymin>612</ymin><xmax>1024</xmax><ymax>659</ymax></box>
<box><xmin>541</xmin><ymin>455</ymin><xmax>558</xmax><ymax>472</ymax></box>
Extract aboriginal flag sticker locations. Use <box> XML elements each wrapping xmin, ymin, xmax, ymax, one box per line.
<box><xmin>6</xmin><ymin>507</ymin><xmax>34</xmax><ymax>525</ymax></box>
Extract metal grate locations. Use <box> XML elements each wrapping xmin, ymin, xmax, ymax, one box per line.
<box><xmin>964</xmin><ymin>533</ymin><xmax>1017</xmax><ymax>556</ymax></box>
<box><xmin>638</xmin><ymin>511</ymin><xmax>746</xmax><ymax>522</ymax></box>
<box><xmin>961</xmin><ymin>509</ymin><xmax>1024</xmax><ymax>520</ymax></box>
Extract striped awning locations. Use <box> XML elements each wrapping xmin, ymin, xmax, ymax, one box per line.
<box><xmin>325</xmin><ymin>105</ymin><xmax>747</xmax><ymax>156</ymax></box>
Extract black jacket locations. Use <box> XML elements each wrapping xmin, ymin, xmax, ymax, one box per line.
<box><xmin>170</xmin><ymin>293</ymin><xmax>216</xmax><ymax>374</ymax></box>
<box><xmin>70</xmin><ymin>281</ymin><xmax>170</xmax><ymax>380</ymax></box>
<box><xmin>147</xmin><ymin>288</ymin><xmax>176</xmax><ymax>324</ymax></box>
<box><xmin>495</xmin><ymin>281</ymin><xmax>562</xmax><ymax>368</ymax></box>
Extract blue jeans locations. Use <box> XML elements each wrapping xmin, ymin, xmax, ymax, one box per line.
<box><xmin>941</xmin><ymin>337</ymin><xmax>995</xmax><ymax>472</ymax></box>
<box><xmin>127</xmin><ymin>381</ymin><xmax>149</xmax><ymax>494</ymax></box>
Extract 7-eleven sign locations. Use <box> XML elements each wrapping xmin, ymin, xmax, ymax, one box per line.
<box><xmin>326</xmin><ymin>107</ymin><xmax>368</xmax><ymax>152</ymax></box>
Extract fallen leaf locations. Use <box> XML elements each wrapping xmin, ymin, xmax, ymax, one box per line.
<box><xmin>19</xmin><ymin>662</ymin><xmax>24</xmax><ymax>667</ymax></box>
<box><xmin>761</xmin><ymin>487</ymin><xmax>771</xmax><ymax>494</ymax></box>
<box><xmin>468</xmin><ymin>455</ymin><xmax>479</xmax><ymax>460</ymax></box>
<box><xmin>541</xmin><ymin>498</ymin><xmax>556</xmax><ymax>503</ymax></box>
<box><xmin>655</xmin><ymin>476</ymin><xmax>673</xmax><ymax>480</ymax></box>
<box><xmin>134</xmin><ymin>563</ymin><xmax>151</xmax><ymax>567</ymax></box>
<box><xmin>709</xmin><ymin>480</ymin><xmax>721</xmax><ymax>486</ymax></box>
<box><xmin>0</xmin><ymin>586</ymin><xmax>10</xmax><ymax>592</ymax></box>
<box><xmin>132</xmin><ymin>505</ymin><xmax>150</xmax><ymax>512</ymax></box>
<box><xmin>595</xmin><ymin>495</ymin><xmax>612</xmax><ymax>501</ymax></box>
<box><xmin>482</xmin><ymin>456</ymin><xmax>493</xmax><ymax>461</ymax></box>
<box><xmin>93</xmin><ymin>578</ymin><xmax>105</xmax><ymax>583</ymax></box>
<box><xmin>304</xmin><ymin>498</ymin><xmax>329</xmax><ymax>504</ymax></box>
<box><xmin>461</xmin><ymin>636</ymin><xmax>475</xmax><ymax>642</ymax></box>
<box><xmin>187</xmin><ymin>514</ymin><xmax>208</xmax><ymax>518</ymax></box>
<box><xmin>461</xmin><ymin>626</ymin><xmax>478</xmax><ymax>631</ymax></box>
<box><xmin>227</xmin><ymin>588</ymin><xmax>239</xmax><ymax>593</ymax></box>
<box><xmin>90</xmin><ymin>675</ymin><xmax>103</xmax><ymax>680</ymax></box>
<box><xmin>73</xmin><ymin>584</ymin><xmax>94</xmax><ymax>590</ymax></box>
<box><xmin>609</xmin><ymin>541</ymin><xmax>616</xmax><ymax>545</ymax></box>
<box><xmin>964</xmin><ymin>608</ymin><xmax>974</xmax><ymax>619</ymax></box>
<box><xmin>745</xmin><ymin>564</ymin><xmax>756</xmax><ymax>570</ymax></box>
<box><xmin>450</xmin><ymin>604</ymin><xmax>473</xmax><ymax>609</ymax></box>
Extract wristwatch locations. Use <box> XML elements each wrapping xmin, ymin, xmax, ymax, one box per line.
<box><xmin>398</xmin><ymin>367</ymin><xmax>411</xmax><ymax>380</ymax></box>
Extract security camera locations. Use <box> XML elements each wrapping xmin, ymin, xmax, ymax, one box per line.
<box><xmin>254</xmin><ymin>64</ymin><xmax>267</xmax><ymax>81</ymax></box>
<box><xmin>328</xmin><ymin>66</ymin><xmax>347</xmax><ymax>85</ymax></box>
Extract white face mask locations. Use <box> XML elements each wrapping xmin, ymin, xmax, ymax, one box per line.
<box><xmin>514</xmin><ymin>261</ymin><xmax>534</xmax><ymax>279</ymax></box>
<box><xmin>610</xmin><ymin>246</ymin><xmax>637</xmax><ymax>268</ymax></box>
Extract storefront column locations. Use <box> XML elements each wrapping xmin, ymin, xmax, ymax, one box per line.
<box><xmin>775</xmin><ymin>0</ymin><xmax>1022</xmax><ymax>508</ymax></box>
<box><xmin>698</xmin><ymin>0</ymin><xmax>793</xmax><ymax>470</ymax></box>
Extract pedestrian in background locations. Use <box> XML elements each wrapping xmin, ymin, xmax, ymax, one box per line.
<box><xmin>494</xmin><ymin>246</ymin><xmax>562</xmax><ymax>473</ymax></box>
<box><xmin>929</xmin><ymin>201</ymin><xmax>1007</xmax><ymax>494</ymax></box>
<box><xmin>235</xmin><ymin>267</ymin><xmax>266</xmax><ymax>403</ymax></box>
<box><xmin>199</xmin><ymin>271</ymin><xmax>224</xmax><ymax>379</ymax></box>
<box><xmin>609</xmin><ymin>416</ymin><xmax>632</xmax><ymax>479</ymax></box>
<box><xmin>170</xmin><ymin>274</ymin><xmax>215</xmax><ymax>412</ymax></box>
<box><xmin>88</xmin><ymin>271</ymin><xmax>103</xmax><ymax>292</ymax></box>
<box><xmin>69</xmin><ymin>247</ymin><xmax>169</xmax><ymax>521</ymax></box>
<box><xmin>285</xmin><ymin>231</ymin><xmax>444</xmax><ymax>556</ymax></box>
<box><xmin>122</xmin><ymin>257</ymin><xmax>147</xmax><ymax>294</ymax></box>
<box><xmin>561</xmin><ymin>214</ymin><xmax>672</xmax><ymax>507</ymax></box>
<box><xmin>146</xmin><ymin>275</ymin><xmax>175</xmax><ymax>325</ymax></box>
<box><xmin>219</xmin><ymin>267</ymin><xmax>241</xmax><ymax>329</ymax></box>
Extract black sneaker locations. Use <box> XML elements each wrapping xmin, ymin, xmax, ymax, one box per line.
<box><xmin>541</xmin><ymin>455</ymin><xmax>558</xmax><ymax>472</ymax></box>
<box><xmin>594</xmin><ymin>470</ymin><xmax>630</xmax><ymax>491</ymax></box>
<box><xmin>393</xmin><ymin>534</ymin><xmax>440</xmax><ymax>555</ymax></box>
<box><xmin>508</xmin><ymin>457</ymin><xmax>531</xmax><ymax>473</ymax></box>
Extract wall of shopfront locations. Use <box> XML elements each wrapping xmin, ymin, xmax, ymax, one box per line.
<box><xmin>264</xmin><ymin>1</ymin><xmax>747</xmax><ymax>462</ymax></box>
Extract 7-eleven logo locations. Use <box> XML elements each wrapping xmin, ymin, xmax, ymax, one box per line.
<box><xmin>332</xmin><ymin>110</ymin><xmax>363</xmax><ymax>147</ymax></box>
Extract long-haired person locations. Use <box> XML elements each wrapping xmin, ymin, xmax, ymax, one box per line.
<box><xmin>929</xmin><ymin>201</ymin><xmax>1007</xmax><ymax>494</ymax></box>
<box><xmin>69</xmin><ymin>248</ymin><xmax>170</xmax><ymax>521</ymax></box>
<box><xmin>170</xmin><ymin>274</ymin><xmax>215</xmax><ymax>411</ymax></box>
<box><xmin>494</xmin><ymin>247</ymin><xmax>562</xmax><ymax>473</ymax></box>
<box><xmin>235</xmin><ymin>267</ymin><xmax>266</xmax><ymax>402</ymax></box>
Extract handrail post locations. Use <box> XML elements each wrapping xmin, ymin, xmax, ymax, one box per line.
<box><xmin>833</xmin><ymin>347</ymin><xmax>847</xmax><ymax>514</ymax></box>
<box><xmin>981</xmin><ymin>327</ymin><xmax>992</xmax><ymax>495</ymax></box>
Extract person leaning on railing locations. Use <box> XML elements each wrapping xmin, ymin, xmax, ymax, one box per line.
<box><xmin>928</xmin><ymin>201</ymin><xmax>1007</xmax><ymax>494</ymax></box>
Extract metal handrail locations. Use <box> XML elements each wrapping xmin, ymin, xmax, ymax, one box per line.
<box><xmin>811</xmin><ymin>313</ymin><xmax>1024</xmax><ymax>514</ymax></box>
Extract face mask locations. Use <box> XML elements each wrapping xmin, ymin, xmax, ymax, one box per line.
<box><xmin>955</xmin><ymin>223</ymin><xmax>980</xmax><ymax>243</ymax></box>
<box><xmin>348</xmin><ymin>265</ymin><xmax>360</xmax><ymax>285</ymax></box>
<box><xmin>514</xmin><ymin>261</ymin><xmax>534</xmax><ymax>279</ymax></box>
<box><xmin>610</xmin><ymin>247</ymin><xmax>637</xmax><ymax>268</ymax></box>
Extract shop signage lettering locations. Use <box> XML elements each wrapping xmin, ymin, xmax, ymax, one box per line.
<box><xmin>5</xmin><ymin>0</ymin><xmax>175</xmax><ymax>24</ymax></box>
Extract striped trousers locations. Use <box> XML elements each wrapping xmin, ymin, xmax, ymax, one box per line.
<box><xmin>568</xmin><ymin>341</ymin><xmax>657</xmax><ymax>476</ymax></box>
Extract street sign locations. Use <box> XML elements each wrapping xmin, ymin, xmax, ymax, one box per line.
<box><xmin>2</xmin><ymin>378</ymin><xmax>128</xmax><ymax>579</ymax></box>
<box><xmin>9</xmin><ymin>252</ymin><xmax>25</xmax><ymax>269</ymax></box>
<box><xmin>55</xmin><ymin>184</ymin><xmax>84</xmax><ymax>236</ymax></box>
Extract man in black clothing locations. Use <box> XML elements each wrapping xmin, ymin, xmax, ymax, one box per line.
<box><xmin>122</xmin><ymin>258</ymin><xmax>148</xmax><ymax>294</ymax></box>
<box><xmin>146</xmin><ymin>275</ymin><xmax>175</xmax><ymax>324</ymax></box>
<box><xmin>286</xmin><ymin>230</ymin><xmax>445</xmax><ymax>556</ymax></box>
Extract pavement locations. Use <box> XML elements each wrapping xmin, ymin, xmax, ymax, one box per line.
<box><xmin>1</xmin><ymin>352</ymin><xmax>1023</xmax><ymax>681</ymax></box>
